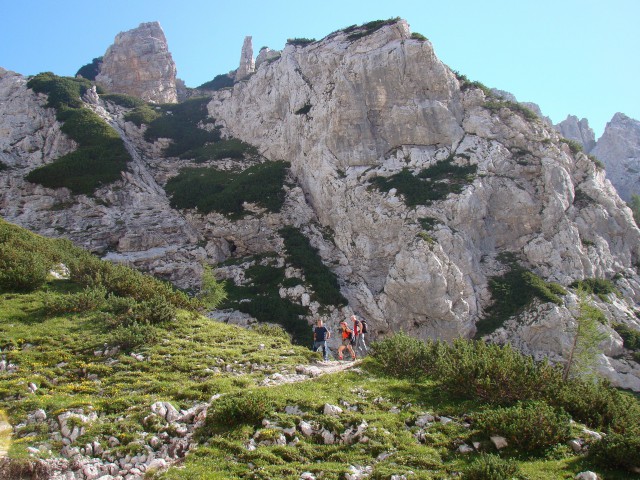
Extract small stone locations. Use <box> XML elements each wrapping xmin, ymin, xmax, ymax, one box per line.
<box><xmin>490</xmin><ymin>435</ymin><xmax>508</xmax><ymax>450</ymax></box>
<box><xmin>457</xmin><ymin>443</ymin><xmax>474</xmax><ymax>454</ymax></box>
<box><xmin>300</xmin><ymin>472</ymin><xmax>316</xmax><ymax>480</ymax></box>
<box><xmin>575</xmin><ymin>472</ymin><xmax>599</xmax><ymax>480</ymax></box>
<box><xmin>415</xmin><ymin>413</ymin><xmax>435</xmax><ymax>427</ymax></box>
<box><xmin>439</xmin><ymin>416</ymin><xmax>453</xmax><ymax>425</ymax></box>
<box><xmin>323</xmin><ymin>403</ymin><xmax>343</xmax><ymax>416</ymax></box>
<box><xmin>285</xmin><ymin>405</ymin><xmax>304</xmax><ymax>415</ymax></box>
<box><xmin>568</xmin><ymin>439</ymin><xmax>583</xmax><ymax>453</ymax></box>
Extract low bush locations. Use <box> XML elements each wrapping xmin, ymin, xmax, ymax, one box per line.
<box><xmin>559</xmin><ymin>138</ymin><xmax>584</xmax><ymax>154</ymax></box>
<box><xmin>345</xmin><ymin>18</ymin><xmax>400</xmax><ymax>41</ymax></box>
<box><xmin>371</xmin><ymin>157</ymin><xmax>477</xmax><ymax>207</ymax></box>
<box><xmin>463</xmin><ymin>453</ymin><xmax>521</xmax><ymax>480</ymax></box>
<box><xmin>589</xmin><ymin>432</ymin><xmax>640</xmax><ymax>472</ymax></box>
<box><xmin>286</xmin><ymin>38</ymin><xmax>315</xmax><ymax>46</ymax></box>
<box><xmin>199</xmin><ymin>390</ymin><xmax>275</xmax><ymax>438</ymax></box>
<box><xmin>101</xmin><ymin>93</ymin><xmax>146</xmax><ymax>109</ymax></box>
<box><xmin>0</xmin><ymin>161</ymin><xmax>8</xmax><ymax>172</ymax></box>
<box><xmin>76</xmin><ymin>57</ymin><xmax>103</xmax><ymax>81</ymax></box>
<box><xmin>369</xmin><ymin>332</ymin><xmax>433</xmax><ymax>380</ymax></box>
<box><xmin>434</xmin><ymin>340</ymin><xmax>563</xmax><ymax>405</ymax></box>
<box><xmin>124</xmin><ymin>104</ymin><xmax>161</xmax><ymax>125</ymax></box>
<box><xmin>484</xmin><ymin>100</ymin><xmax>538</xmax><ymax>121</ymax></box>
<box><xmin>570</xmin><ymin>278</ymin><xmax>620</xmax><ymax>302</ymax></box>
<box><xmin>279</xmin><ymin>226</ymin><xmax>347</xmax><ymax>307</ymax></box>
<box><xmin>198</xmin><ymin>74</ymin><xmax>235</xmax><ymax>91</ymax></box>
<box><xmin>110</xmin><ymin>321</ymin><xmax>160</xmax><ymax>350</ymax></box>
<box><xmin>41</xmin><ymin>285</ymin><xmax>107</xmax><ymax>315</ymax></box>
<box><xmin>475</xmin><ymin>260</ymin><xmax>564</xmax><ymax>337</ymax></box>
<box><xmin>551</xmin><ymin>378</ymin><xmax>640</xmax><ymax>434</ymax></box>
<box><xmin>410</xmin><ymin>32</ymin><xmax>428</xmax><ymax>41</ymax></box>
<box><xmin>25</xmin><ymin>73</ymin><xmax>130</xmax><ymax>194</ymax></box>
<box><xmin>476</xmin><ymin>401</ymin><xmax>571</xmax><ymax>451</ymax></box>
<box><xmin>250</xmin><ymin>323</ymin><xmax>291</xmax><ymax>341</ymax></box>
<box><xmin>165</xmin><ymin>161</ymin><xmax>289</xmax><ymax>217</ymax></box>
<box><xmin>294</xmin><ymin>103</ymin><xmax>312</xmax><ymax>115</ymax></box>
<box><xmin>0</xmin><ymin>243</ymin><xmax>49</xmax><ymax>292</ymax></box>
<box><xmin>613</xmin><ymin>323</ymin><xmax>640</xmax><ymax>351</ymax></box>
<box><xmin>185</xmin><ymin>138</ymin><xmax>258</xmax><ymax>162</ymax></box>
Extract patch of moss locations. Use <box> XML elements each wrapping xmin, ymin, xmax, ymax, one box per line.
<box><xmin>198</xmin><ymin>74</ymin><xmax>234</xmax><ymax>91</ymax></box>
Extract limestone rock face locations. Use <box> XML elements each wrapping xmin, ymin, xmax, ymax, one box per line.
<box><xmin>235</xmin><ymin>36</ymin><xmax>255</xmax><ymax>80</ymax></box>
<box><xmin>95</xmin><ymin>21</ymin><xmax>177</xmax><ymax>103</ymax></box>
<box><xmin>255</xmin><ymin>46</ymin><xmax>281</xmax><ymax>69</ymax></box>
<box><xmin>555</xmin><ymin>115</ymin><xmax>596</xmax><ymax>153</ymax></box>
<box><xmin>591</xmin><ymin>113</ymin><xmax>640</xmax><ymax>202</ymax></box>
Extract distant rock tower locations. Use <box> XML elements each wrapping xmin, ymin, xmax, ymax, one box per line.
<box><xmin>96</xmin><ymin>21</ymin><xmax>178</xmax><ymax>104</ymax></box>
<box><xmin>235</xmin><ymin>36</ymin><xmax>255</xmax><ymax>80</ymax></box>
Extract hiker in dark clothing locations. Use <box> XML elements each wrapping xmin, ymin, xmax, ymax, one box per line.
<box><xmin>351</xmin><ymin>314</ymin><xmax>368</xmax><ymax>354</ymax></box>
<box><xmin>313</xmin><ymin>319</ymin><xmax>331</xmax><ymax>361</ymax></box>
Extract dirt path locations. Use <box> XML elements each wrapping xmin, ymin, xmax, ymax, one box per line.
<box><xmin>261</xmin><ymin>359</ymin><xmax>363</xmax><ymax>386</ymax></box>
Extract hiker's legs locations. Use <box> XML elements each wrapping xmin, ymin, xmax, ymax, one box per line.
<box><xmin>338</xmin><ymin>345</ymin><xmax>345</xmax><ymax>359</ymax></box>
<box><xmin>359</xmin><ymin>334</ymin><xmax>368</xmax><ymax>352</ymax></box>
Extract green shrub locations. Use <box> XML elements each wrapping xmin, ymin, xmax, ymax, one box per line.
<box><xmin>551</xmin><ymin>378</ymin><xmax>640</xmax><ymax>434</ymax></box>
<box><xmin>613</xmin><ymin>323</ymin><xmax>640</xmax><ymax>351</ymax></box>
<box><xmin>185</xmin><ymin>138</ymin><xmax>258</xmax><ymax>162</ymax></box>
<box><xmin>345</xmin><ymin>18</ymin><xmax>400</xmax><ymax>41</ymax></box>
<box><xmin>484</xmin><ymin>100</ymin><xmax>538</xmax><ymax>121</ymax></box>
<box><xmin>628</xmin><ymin>194</ymin><xmax>640</xmax><ymax>227</ymax></box>
<box><xmin>76</xmin><ymin>57</ymin><xmax>103</xmax><ymax>81</ymax></box>
<box><xmin>279</xmin><ymin>226</ymin><xmax>347</xmax><ymax>307</ymax></box>
<box><xmin>103</xmin><ymin>293</ymin><xmax>138</xmax><ymax>315</ymax></box>
<box><xmin>435</xmin><ymin>340</ymin><xmax>563</xmax><ymax>405</ymax></box>
<box><xmin>124</xmin><ymin>104</ymin><xmax>162</xmax><ymax>125</ymax></box>
<box><xmin>570</xmin><ymin>278</ymin><xmax>620</xmax><ymax>302</ymax></box>
<box><xmin>0</xmin><ymin>161</ymin><xmax>8</xmax><ymax>172</ymax></box>
<box><xmin>25</xmin><ymin>73</ymin><xmax>130</xmax><ymax>194</ymax></box>
<box><xmin>286</xmin><ymin>38</ymin><xmax>316</xmax><ymax>46</ymax></box>
<box><xmin>250</xmin><ymin>323</ymin><xmax>291</xmax><ymax>341</ymax></box>
<box><xmin>165</xmin><ymin>161</ymin><xmax>289</xmax><ymax>217</ymax></box>
<box><xmin>590</xmin><ymin>432</ymin><xmax>640</xmax><ymax>472</ymax></box>
<box><xmin>559</xmin><ymin>138</ymin><xmax>584</xmax><ymax>154</ymax></box>
<box><xmin>110</xmin><ymin>321</ymin><xmax>160</xmax><ymax>350</ymax></box>
<box><xmin>294</xmin><ymin>103</ymin><xmax>312</xmax><ymax>115</ymax></box>
<box><xmin>42</xmin><ymin>285</ymin><xmax>107</xmax><ymax>315</ymax></box>
<box><xmin>101</xmin><ymin>93</ymin><xmax>146</xmax><ymax>109</ymax></box>
<box><xmin>198</xmin><ymin>74</ymin><xmax>235</xmax><ymax>91</ymax></box>
<box><xmin>475</xmin><ymin>260</ymin><xmax>564</xmax><ymax>337</ymax></box>
<box><xmin>476</xmin><ymin>401</ymin><xmax>571</xmax><ymax>451</ymax></box>
<box><xmin>371</xmin><ymin>157</ymin><xmax>477</xmax><ymax>207</ymax></box>
<box><xmin>463</xmin><ymin>453</ymin><xmax>521</xmax><ymax>480</ymax></box>
<box><xmin>411</xmin><ymin>32</ymin><xmax>428</xmax><ymax>41</ymax></box>
<box><xmin>0</xmin><ymin>243</ymin><xmax>50</xmax><ymax>292</ymax></box>
<box><xmin>369</xmin><ymin>332</ymin><xmax>433</xmax><ymax>380</ymax></box>
<box><xmin>199</xmin><ymin>390</ymin><xmax>275</xmax><ymax>437</ymax></box>
<box><xmin>142</xmin><ymin>97</ymin><xmax>220</xmax><ymax>157</ymax></box>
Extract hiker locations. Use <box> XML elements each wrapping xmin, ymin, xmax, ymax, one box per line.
<box><xmin>337</xmin><ymin>321</ymin><xmax>356</xmax><ymax>361</ymax></box>
<box><xmin>351</xmin><ymin>314</ymin><xmax>368</xmax><ymax>354</ymax></box>
<box><xmin>312</xmin><ymin>319</ymin><xmax>331</xmax><ymax>361</ymax></box>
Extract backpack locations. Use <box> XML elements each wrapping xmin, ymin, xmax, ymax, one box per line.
<box><xmin>360</xmin><ymin>319</ymin><xmax>368</xmax><ymax>333</ymax></box>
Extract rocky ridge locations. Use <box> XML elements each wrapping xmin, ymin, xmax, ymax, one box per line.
<box><xmin>95</xmin><ymin>22</ymin><xmax>178</xmax><ymax>104</ymax></box>
<box><xmin>1</xmin><ymin>20</ymin><xmax>640</xmax><ymax>389</ymax></box>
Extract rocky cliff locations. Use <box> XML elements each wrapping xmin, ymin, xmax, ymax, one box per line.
<box><xmin>555</xmin><ymin>115</ymin><xmax>596</xmax><ymax>153</ymax></box>
<box><xmin>591</xmin><ymin>113</ymin><xmax>640</xmax><ymax>202</ymax></box>
<box><xmin>95</xmin><ymin>22</ymin><xmax>178</xmax><ymax>103</ymax></box>
<box><xmin>1</xmin><ymin>19</ymin><xmax>640</xmax><ymax>389</ymax></box>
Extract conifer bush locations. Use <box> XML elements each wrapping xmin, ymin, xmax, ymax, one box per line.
<box><xmin>463</xmin><ymin>453</ymin><xmax>521</xmax><ymax>480</ymax></box>
<box><xmin>589</xmin><ymin>432</ymin><xmax>640</xmax><ymax>472</ymax></box>
<box><xmin>475</xmin><ymin>401</ymin><xmax>571</xmax><ymax>451</ymax></box>
<box><xmin>0</xmin><ymin>244</ymin><xmax>49</xmax><ymax>292</ymax></box>
<box><xmin>41</xmin><ymin>285</ymin><xmax>107</xmax><ymax>315</ymax></box>
<box><xmin>433</xmin><ymin>340</ymin><xmax>563</xmax><ymax>405</ymax></box>
<box><xmin>199</xmin><ymin>390</ymin><xmax>275</xmax><ymax>438</ymax></box>
<box><xmin>369</xmin><ymin>332</ymin><xmax>433</xmax><ymax>379</ymax></box>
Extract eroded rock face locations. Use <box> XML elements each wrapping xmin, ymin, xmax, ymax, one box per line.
<box><xmin>591</xmin><ymin>113</ymin><xmax>640</xmax><ymax>202</ymax></box>
<box><xmin>235</xmin><ymin>36</ymin><xmax>255</xmax><ymax>80</ymax></box>
<box><xmin>96</xmin><ymin>21</ymin><xmax>177</xmax><ymax>103</ymax></box>
<box><xmin>555</xmin><ymin>115</ymin><xmax>596</xmax><ymax>153</ymax></box>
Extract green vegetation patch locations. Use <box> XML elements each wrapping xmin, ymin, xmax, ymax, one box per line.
<box><xmin>25</xmin><ymin>72</ymin><xmax>130</xmax><ymax>195</ymax></box>
<box><xmin>371</xmin><ymin>156</ymin><xmax>477</xmax><ymax>207</ymax></box>
<box><xmin>198</xmin><ymin>73</ymin><xmax>235</xmax><ymax>91</ymax></box>
<box><xmin>410</xmin><ymin>32</ymin><xmax>428</xmax><ymax>41</ymax></box>
<box><xmin>185</xmin><ymin>138</ymin><xmax>258</xmax><ymax>163</ymax></box>
<box><xmin>75</xmin><ymin>57</ymin><xmax>103</xmax><ymax>81</ymax></box>
<box><xmin>286</xmin><ymin>38</ymin><xmax>316</xmax><ymax>46</ymax></box>
<box><xmin>484</xmin><ymin>100</ymin><xmax>538</xmax><ymax>121</ymax></box>
<box><xmin>0</xmin><ymin>161</ymin><xmax>8</xmax><ymax>172</ymax></box>
<box><xmin>570</xmin><ymin>278</ymin><xmax>620</xmax><ymax>302</ymax></box>
<box><xmin>220</xmin><ymin>261</ymin><xmax>311</xmax><ymax>344</ymax></box>
<box><xmin>165</xmin><ymin>161</ymin><xmax>289</xmax><ymax>217</ymax></box>
<box><xmin>475</xmin><ymin>256</ymin><xmax>566</xmax><ymax>337</ymax></box>
<box><xmin>100</xmin><ymin>93</ymin><xmax>146</xmax><ymax>109</ymax></box>
<box><xmin>279</xmin><ymin>226</ymin><xmax>347</xmax><ymax>307</ymax></box>
<box><xmin>344</xmin><ymin>17</ymin><xmax>401</xmax><ymax>41</ymax></box>
<box><xmin>613</xmin><ymin>323</ymin><xmax>640</xmax><ymax>362</ymax></box>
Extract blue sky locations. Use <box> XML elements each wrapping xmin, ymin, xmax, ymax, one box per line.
<box><xmin>1</xmin><ymin>0</ymin><xmax>638</xmax><ymax>138</ymax></box>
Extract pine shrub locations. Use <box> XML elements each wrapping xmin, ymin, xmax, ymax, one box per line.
<box><xmin>589</xmin><ymin>432</ymin><xmax>640</xmax><ymax>472</ymax></box>
<box><xmin>369</xmin><ymin>332</ymin><xmax>434</xmax><ymax>380</ymax></box>
<box><xmin>0</xmin><ymin>243</ymin><xmax>49</xmax><ymax>292</ymax></box>
<box><xmin>475</xmin><ymin>401</ymin><xmax>571</xmax><ymax>451</ymax></box>
<box><xmin>463</xmin><ymin>453</ymin><xmax>521</xmax><ymax>480</ymax></box>
<box><xmin>434</xmin><ymin>340</ymin><xmax>563</xmax><ymax>405</ymax></box>
<box><xmin>41</xmin><ymin>285</ymin><xmax>107</xmax><ymax>315</ymax></box>
<box><xmin>199</xmin><ymin>390</ymin><xmax>275</xmax><ymax>438</ymax></box>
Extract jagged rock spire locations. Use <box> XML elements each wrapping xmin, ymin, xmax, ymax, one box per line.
<box><xmin>235</xmin><ymin>36</ymin><xmax>255</xmax><ymax>80</ymax></box>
